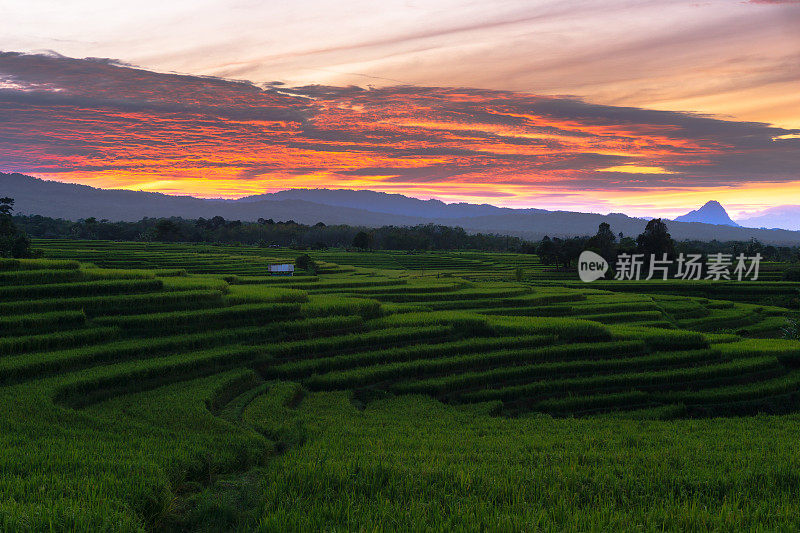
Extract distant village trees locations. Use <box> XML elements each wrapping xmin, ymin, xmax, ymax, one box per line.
<box><xmin>14</xmin><ymin>215</ymin><xmax>528</xmax><ymax>252</ymax></box>
<box><xmin>537</xmin><ymin>219</ymin><xmax>678</xmax><ymax>272</ymax></box>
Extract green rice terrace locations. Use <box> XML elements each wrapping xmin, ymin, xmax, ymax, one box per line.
<box><xmin>2</xmin><ymin>239</ymin><xmax>800</xmax><ymax>530</ymax></box>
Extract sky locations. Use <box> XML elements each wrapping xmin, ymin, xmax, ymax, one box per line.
<box><xmin>1</xmin><ymin>0</ymin><xmax>799</xmax><ymax>218</ymax></box>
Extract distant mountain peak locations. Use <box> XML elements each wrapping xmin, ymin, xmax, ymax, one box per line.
<box><xmin>674</xmin><ymin>200</ymin><xmax>740</xmax><ymax>227</ymax></box>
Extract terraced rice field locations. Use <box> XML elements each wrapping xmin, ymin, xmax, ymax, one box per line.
<box><xmin>33</xmin><ymin>238</ymin><xmax>548</xmax><ymax>277</ymax></box>
<box><xmin>3</xmin><ymin>241</ymin><xmax>800</xmax><ymax>530</ymax></box>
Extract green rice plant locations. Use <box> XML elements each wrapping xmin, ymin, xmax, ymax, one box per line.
<box><xmin>0</xmin><ymin>317</ymin><xmax>364</xmax><ymax>384</ymax></box>
<box><xmin>705</xmin><ymin>300</ymin><xmax>736</xmax><ymax>309</ymax></box>
<box><xmin>264</xmin><ymin>325</ymin><xmax>452</xmax><ymax>363</ymax></box>
<box><xmin>81</xmin><ymin>267</ymin><xmax>157</xmax><ymax>280</ymax></box>
<box><xmin>0</xmin><ymin>289</ymin><xmax>224</xmax><ymax>316</ymax></box>
<box><xmin>269</xmin><ymin>315</ymin><xmax>365</xmax><ymax>341</ymax></box>
<box><xmin>93</xmin><ymin>302</ymin><xmax>303</xmax><ymax>332</ymax></box>
<box><xmin>463</xmin><ymin>356</ymin><xmax>780</xmax><ymax>404</ymax></box>
<box><xmin>703</xmin><ymin>333</ymin><xmax>742</xmax><ymax>344</ymax></box>
<box><xmin>477</xmin><ymin>304</ymin><xmax>575</xmax><ymax>317</ymax></box>
<box><xmin>53</xmin><ymin>344</ymin><xmax>265</xmax><ymax>408</ymax></box>
<box><xmin>653</xmin><ymin>297</ymin><xmax>709</xmax><ymax>319</ymax></box>
<box><xmin>605</xmin><ymin>402</ymin><xmax>687</xmax><ymax>420</ymax></box>
<box><xmin>736</xmin><ymin>316</ymin><xmax>791</xmax><ymax>337</ymax></box>
<box><xmin>658</xmin><ymin>370</ymin><xmax>800</xmax><ymax>406</ymax></box>
<box><xmin>714</xmin><ymin>338</ymin><xmax>800</xmax><ymax>366</ymax></box>
<box><xmin>304</xmin><ymin>340</ymin><xmax>648</xmax><ymax>391</ymax></box>
<box><xmin>341</xmin><ymin>282</ymin><xmax>463</xmax><ymax>296</ymax></box>
<box><xmin>0</xmin><ymin>310</ymin><xmax>86</xmax><ymax>336</ymax></box>
<box><xmin>205</xmin><ymin>369</ymin><xmax>263</xmax><ymax>413</ymax></box>
<box><xmin>628</xmin><ymin>320</ymin><xmax>676</xmax><ymax>329</ymax></box>
<box><xmin>572</xmin><ymin>310</ymin><xmax>665</xmax><ymax>324</ymax></box>
<box><xmin>376</xmin><ymin>286</ymin><xmax>531</xmax><ymax>303</ymax></box>
<box><xmin>611</xmin><ymin>326</ymin><xmax>708</xmax><ymax>350</ymax></box>
<box><xmin>233</xmin><ymin>275</ymin><xmax>319</xmax><ymax>284</ymax></box>
<box><xmin>0</xmin><ymin>326</ymin><xmax>119</xmax><ymax>356</ymax></box>
<box><xmin>0</xmin><ymin>269</ymin><xmax>85</xmax><ymax>285</ymax></box>
<box><xmin>375</xmin><ymin>311</ymin><xmax>493</xmax><ymax>336</ymax></box>
<box><xmin>488</xmin><ymin>315</ymin><xmax>611</xmax><ymax>342</ymax></box>
<box><xmin>302</xmin><ymin>296</ymin><xmax>383</xmax><ymax>319</ymax></box>
<box><xmin>570</xmin><ymin>301</ymin><xmax>661</xmax><ymax>314</ymax></box>
<box><xmin>0</xmin><ymin>258</ymin><xmax>80</xmax><ymax>270</ymax></box>
<box><xmin>242</xmin><ymin>382</ymin><xmax>307</xmax><ymax>449</ymax></box>
<box><xmin>225</xmin><ymin>285</ymin><xmax>309</xmax><ymax>304</ymax></box>
<box><xmin>161</xmin><ymin>275</ymin><xmax>230</xmax><ymax>292</ymax></box>
<box><xmin>154</xmin><ymin>269</ymin><xmax>188</xmax><ymax>277</ymax></box>
<box><xmin>533</xmin><ymin>391</ymin><xmax>653</xmax><ymax>416</ymax></box>
<box><xmin>421</xmin><ymin>292</ymin><xmax>586</xmax><ymax>311</ymax></box>
<box><xmin>0</xmin><ymin>279</ymin><xmax>163</xmax><ymax>300</ymax></box>
<box><xmin>291</xmin><ymin>279</ymin><xmax>406</xmax><ymax>291</ymax></box>
<box><xmin>395</xmin><ymin>345</ymin><xmax>711</xmax><ymax>397</ymax></box>
<box><xmin>270</xmin><ymin>335</ymin><xmax>557</xmax><ymax>379</ymax></box>
<box><xmin>536</xmin><ymin>279</ymin><xmax>800</xmax><ymax>306</ymax></box>
<box><xmin>678</xmin><ymin>307</ymin><xmax>762</xmax><ymax>331</ymax></box>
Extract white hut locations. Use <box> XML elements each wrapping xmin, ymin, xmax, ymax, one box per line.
<box><xmin>268</xmin><ymin>263</ymin><xmax>295</xmax><ymax>276</ymax></box>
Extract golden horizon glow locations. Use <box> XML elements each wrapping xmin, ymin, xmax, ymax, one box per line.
<box><xmin>597</xmin><ymin>165</ymin><xmax>677</xmax><ymax>175</ymax></box>
<box><xmin>24</xmin><ymin>172</ymin><xmax>800</xmax><ymax>221</ymax></box>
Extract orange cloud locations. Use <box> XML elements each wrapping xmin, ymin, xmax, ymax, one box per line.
<box><xmin>1</xmin><ymin>52</ymin><xmax>799</xmax><ymax>216</ymax></box>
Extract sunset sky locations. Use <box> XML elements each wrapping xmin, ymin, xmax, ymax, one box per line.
<box><xmin>1</xmin><ymin>0</ymin><xmax>799</xmax><ymax>218</ymax></box>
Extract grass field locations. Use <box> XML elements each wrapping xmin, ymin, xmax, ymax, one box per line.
<box><xmin>1</xmin><ymin>240</ymin><xmax>799</xmax><ymax>530</ymax></box>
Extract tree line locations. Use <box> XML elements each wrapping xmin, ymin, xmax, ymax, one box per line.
<box><xmin>10</xmin><ymin>206</ymin><xmax>800</xmax><ymax>263</ymax></box>
<box><xmin>536</xmin><ymin>219</ymin><xmax>800</xmax><ymax>275</ymax></box>
<box><xmin>14</xmin><ymin>213</ymin><xmax>527</xmax><ymax>252</ymax></box>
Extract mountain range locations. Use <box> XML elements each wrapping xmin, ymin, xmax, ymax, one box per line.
<box><xmin>3</xmin><ymin>172</ymin><xmax>800</xmax><ymax>244</ymax></box>
<box><xmin>738</xmin><ymin>206</ymin><xmax>800</xmax><ymax>231</ymax></box>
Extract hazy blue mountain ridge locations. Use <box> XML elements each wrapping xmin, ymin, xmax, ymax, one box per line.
<box><xmin>3</xmin><ymin>172</ymin><xmax>800</xmax><ymax>244</ymax></box>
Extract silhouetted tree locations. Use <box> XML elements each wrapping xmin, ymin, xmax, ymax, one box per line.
<box><xmin>352</xmin><ymin>231</ymin><xmax>373</xmax><ymax>250</ymax></box>
<box><xmin>588</xmin><ymin>222</ymin><xmax>616</xmax><ymax>262</ymax></box>
<box><xmin>636</xmin><ymin>218</ymin><xmax>675</xmax><ymax>258</ymax></box>
<box><xmin>537</xmin><ymin>236</ymin><xmax>558</xmax><ymax>268</ymax></box>
<box><xmin>560</xmin><ymin>237</ymin><xmax>585</xmax><ymax>269</ymax></box>
<box><xmin>0</xmin><ymin>197</ymin><xmax>32</xmax><ymax>258</ymax></box>
<box><xmin>0</xmin><ymin>197</ymin><xmax>15</xmax><ymax>237</ymax></box>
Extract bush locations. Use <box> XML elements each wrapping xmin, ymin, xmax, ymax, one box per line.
<box><xmin>295</xmin><ymin>254</ymin><xmax>317</xmax><ymax>274</ymax></box>
<box><xmin>783</xmin><ymin>267</ymin><xmax>800</xmax><ymax>281</ymax></box>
